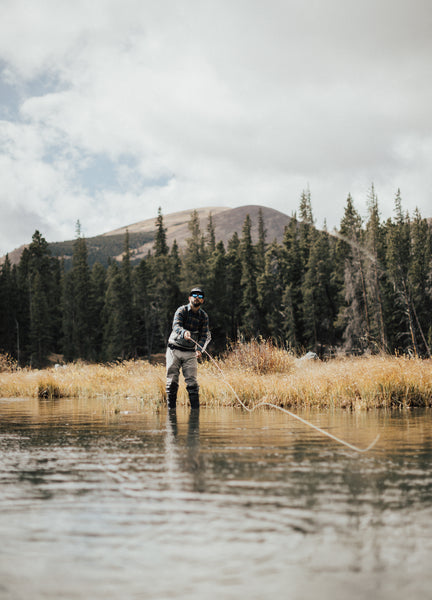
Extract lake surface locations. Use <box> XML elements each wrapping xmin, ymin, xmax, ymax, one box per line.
<box><xmin>1</xmin><ymin>397</ymin><xmax>432</xmax><ymax>600</ymax></box>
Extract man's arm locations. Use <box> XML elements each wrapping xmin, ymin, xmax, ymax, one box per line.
<box><xmin>198</xmin><ymin>314</ymin><xmax>211</xmax><ymax>353</ymax></box>
<box><xmin>172</xmin><ymin>306</ymin><xmax>188</xmax><ymax>338</ymax></box>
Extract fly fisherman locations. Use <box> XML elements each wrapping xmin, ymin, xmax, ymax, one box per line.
<box><xmin>166</xmin><ymin>287</ymin><xmax>211</xmax><ymax>409</ymax></box>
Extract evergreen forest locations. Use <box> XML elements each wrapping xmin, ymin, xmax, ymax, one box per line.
<box><xmin>0</xmin><ymin>188</ymin><xmax>431</xmax><ymax>368</ymax></box>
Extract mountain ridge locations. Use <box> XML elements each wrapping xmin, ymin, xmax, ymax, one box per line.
<box><xmin>1</xmin><ymin>204</ymin><xmax>292</xmax><ymax>266</ymax></box>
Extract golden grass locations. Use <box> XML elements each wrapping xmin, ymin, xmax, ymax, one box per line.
<box><xmin>0</xmin><ymin>347</ymin><xmax>431</xmax><ymax>410</ymax></box>
<box><xmin>214</xmin><ymin>354</ymin><xmax>432</xmax><ymax>410</ymax></box>
<box><xmin>223</xmin><ymin>338</ymin><xmax>296</xmax><ymax>374</ymax></box>
<box><xmin>0</xmin><ymin>361</ymin><xmax>166</xmax><ymax>407</ymax></box>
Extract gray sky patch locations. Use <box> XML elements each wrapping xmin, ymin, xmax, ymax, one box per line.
<box><xmin>0</xmin><ymin>0</ymin><xmax>431</xmax><ymax>255</ymax></box>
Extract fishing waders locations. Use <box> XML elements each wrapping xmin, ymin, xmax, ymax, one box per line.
<box><xmin>166</xmin><ymin>381</ymin><xmax>178</xmax><ymax>410</ymax></box>
<box><xmin>186</xmin><ymin>384</ymin><xmax>200</xmax><ymax>410</ymax></box>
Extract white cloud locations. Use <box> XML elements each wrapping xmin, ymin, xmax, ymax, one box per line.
<box><xmin>0</xmin><ymin>0</ymin><xmax>431</xmax><ymax>255</ymax></box>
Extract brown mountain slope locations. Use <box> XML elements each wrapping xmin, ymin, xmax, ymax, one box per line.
<box><xmin>104</xmin><ymin>206</ymin><xmax>229</xmax><ymax>237</ymax></box>
<box><xmin>109</xmin><ymin>205</ymin><xmax>291</xmax><ymax>260</ymax></box>
<box><xmin>1</xmin><ymin>205</ymin><xmax>291</xmax><ymax>265</ymax></box>
<box><xmin>212</xmin><ymin>205</ymin><xmax>291</xmax><ymax>246</ymax></box>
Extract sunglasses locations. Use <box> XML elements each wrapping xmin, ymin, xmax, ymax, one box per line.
<box><xmin>191</xmin><ymin>293</ymin><xmax>204</xmax><ymax>299</ymax></box>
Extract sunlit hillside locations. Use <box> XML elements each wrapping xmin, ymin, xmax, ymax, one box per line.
<box><xmin>1</xmin><ymin>205</ymin><xmax>291</xmax><ymax>266</ymax></box>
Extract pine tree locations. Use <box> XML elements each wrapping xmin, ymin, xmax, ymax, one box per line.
<box><xmin>134</xmin><ymin>257</ymin><xmax>156</xmax><ymax>358</ymax></box>
<box><xmin>149</xmin><ymin>251</ymin><xmax>182</xmax><ymax>351</ymax></box>
<box><xmin>205</xmin><ymin>240</ymin><xmax>229</xmax><ymax>350</ymax></box>
<box><xmin>170</xmin><ymin>240</ymin><xmax>181</xmax><ymax>275</ymax></box>
<box><xmin>298</xmin><ymin>188</ymin><xmax>314</xmax><ymax>267</ymax></box>
<box><xmin>336</xmin><ymin>195</ymin><xmax>370</xmax><ymax>354</ymax></box>
<box><xmin>206</xmin><ymin>213</ymin><xmax>216</xmax><ymax>254</ymax></box>
<box><xmin>103</xmin><ymin>261</ymin><xmax>124</xmax><ymax>360</ymax></box>
<box><xmin>182</xmin><ymin>210</ymin><xmax>206</xmax><ymax>291</ymax></box>
<box><xmin>281</xmin><ymin>215</ymin><xmax>304</xmax><ymax>349</ymax></box>
<box><xmin>409</xmin><ymin>208</ymin><xmax>432</xmax><ymax>356</ymax></box>
<box><xmin>148</xmin><ymin>214</ymin><xmax>183</xmax><ymax>351</ymax></box>
<box><xmin>280</xmin><ymin>284</ymin><xmax>298</xmax><ymax>350</ymax></box>
<box><xmin>61</xmin><ymin>263</ymin><xmax>74</xmax><ymax>361</ymax></box>
<box><xmin>255</xmin><ymin>207</ymin><xmax>267</xmax><ymax>273</ymax></box>
<box><xmin>365</xmin><ymin>185</ymin><xmax>388</xmax><ymax>352</ymax></box>
<box><xmin>301</xmin><ymin>228</ymin><xmax>337</xmax><ymax>354</ymax></box>
<box><xmin>225</xmin><ymin>232</ymin><xmax>243</xmax><ymax>340</ymax></box>
<box><xmin>16</xmin><ymin>248</ymin><xmax>32</xmax><ymax>364</ymax></box>
<box><xmin>154</xmin><ymin>207</ymin><xmax>169</xmax><ymax>257</ymax></box>
<box><xmin>257</xmin><ymin>240</ymin><xmax>284</xmax><ymax>340</ymax></box>
<box><xmin>239</xmin><ymin>215</ymin><xmax>260</xmax><ymax>337</ymax></box>
<box><xmin>385</xmin><ymin>192</ymin><xmax>414</xmax><ymax>353</ymax></box>
<box><xmin>335</xmin><ymin>194</ymin><xmax>362</xmax><ymax>278</ymax></box>
<box><xmin>89</xmin><ymin>262</ymin><xmax>106</xmax><ymax>360</ymax></box>
<box><xmin>70</xmin><ymin>225</ymin><xmax>92</xmax><ymax>359</ymax></box>
<box><xmin>50</xmin><ymin>257</ymin><xmax>62</xmax><ymax>356</ymax></box>
<box><xmin>26</xmin><ymin>231</ymin><xmax>57</xmax><ymax>366</ymax></box>
<box><xmin>0</xmin><ymin>256</ymin><xmax>20</xmax><ymax>360</ymax></box>
<box><xmin>29</xmin><ymin>271</ymin><xmax>51</xmax><ymax>367</ymax></box>
<box><xmin>120</xmin><ymin>231</ymin><xmax>135</xmax><ymax>357</ymax></box>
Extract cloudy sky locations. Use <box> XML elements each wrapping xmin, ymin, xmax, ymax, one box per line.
<box><xmin>0</xmin><ymin>0</ymin><xmax>431</xmax><ymax>255</ymax></box>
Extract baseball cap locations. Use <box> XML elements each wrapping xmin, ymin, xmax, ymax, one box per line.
<box><xmin>190</xmin><ymin>287</ymin><xmax>204</xmax><ymax>297</ymax></box>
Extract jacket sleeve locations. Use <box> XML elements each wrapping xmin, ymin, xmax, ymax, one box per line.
<box><xmin>198</xmin><ymin>313</ymin><xmax>211</xmax><ymax>352</ymax></box>
<box><xmin>172</xmin><ymin>306</ymin><xmax>187</xmax><ymax>338</ymax></box>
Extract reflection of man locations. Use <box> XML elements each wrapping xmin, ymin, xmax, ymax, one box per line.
<box><xmin>166</xmin><ymin>408</ymin><xmax>199</xmax><ymax>447</ymax></box>
<box><xmin>165</xmin><ymin>409</ymin><xmax>205</xmax><ymax>492</ymax></box>
<box><xmin>166</xmin><ymin>287</ymin><xmax>211</xmax><ymax>409</ymax></box>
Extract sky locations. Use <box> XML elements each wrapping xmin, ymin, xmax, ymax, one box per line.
<box><xmin>0</xmin><ymin>0</ymin><xmax>431</xmax><ymax>255</ymax></box>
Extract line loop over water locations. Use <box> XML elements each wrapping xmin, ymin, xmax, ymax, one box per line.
<box><xmin>195</xmin><ymin>342</ymin><xmax>380</xmax><ymax>453</ymax></box>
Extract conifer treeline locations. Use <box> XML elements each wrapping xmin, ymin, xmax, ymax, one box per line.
<box><xmin>0</xmin><ymin>190</ymin><xmax>431</xmax><ymax>367</ymax></box>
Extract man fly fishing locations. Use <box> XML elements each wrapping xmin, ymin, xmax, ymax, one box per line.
<box><xmin>166</xmin><ymin>287</ymin><xmax>211</xmax><ymax>409</ymax></box>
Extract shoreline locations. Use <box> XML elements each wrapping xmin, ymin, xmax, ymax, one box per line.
<box><xmin>1</xmin><ymin>354</ymin><xmax>431</xmax><ymax>410</ymax></box>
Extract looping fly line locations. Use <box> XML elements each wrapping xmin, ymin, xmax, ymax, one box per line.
<box><xmin>194</xmin><ymin>341</ymin><xmax>380</xmax><ymax>454</ymax></box>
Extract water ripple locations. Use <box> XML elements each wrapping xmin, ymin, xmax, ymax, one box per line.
<box><xmin>1</xmin><ymin>401</ymin><xmax>432</xmax><ymax>599</ymax></box>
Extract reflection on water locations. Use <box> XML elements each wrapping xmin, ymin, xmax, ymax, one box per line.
<box><xmin>0</xmin><ymin>398</ymin><xmax>432</xmax><ymax>600</ymax></box>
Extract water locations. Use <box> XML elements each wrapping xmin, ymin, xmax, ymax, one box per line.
<box><xmin>1</xmin><ymin>398</ymin><xmax>432</xmax><ymax>600</ymax></box>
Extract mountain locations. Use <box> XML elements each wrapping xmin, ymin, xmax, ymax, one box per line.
<box><xmin>104</xmin><ymin>204</ymin><xmax>291</xmax><ymax>261</ymax></box>
<box><xmin>1</xmin><ymin>205</ymin><xmax>291</xmax><ymax>267</ymax></box>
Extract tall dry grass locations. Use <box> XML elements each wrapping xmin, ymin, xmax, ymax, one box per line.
<box><xmin>222</xmin><ymin>339</ymin><xmax>296</xmax><ymax>374</ymax></box>
<box><xmin>0</xmin><ymin>343</ymin><xmax>431</xmax><ymax>409</ymax></box>
<box><xmin>204</xmin><ymin>352</ymin><xmax>432</xmax><ymax>409</ymax></box>
<box><xmin>0</xmin><ymin>360</ymin><xmax>166</xmax><ymax>408</ymax></box>
<box><xmin>0</xmin><ymin>352</ymin><xmax>18</xmax><ymax>373</ymax></box>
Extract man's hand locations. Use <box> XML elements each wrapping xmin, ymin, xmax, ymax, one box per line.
<box><xmin>184</xmin><ymin>330</ymin><xmax>192</xmax><ymax>340</ymax></box>
<box><xmin>195</xmin><ymin>350</ymin><xmax>202</xmax><ymax>359</ymax></box>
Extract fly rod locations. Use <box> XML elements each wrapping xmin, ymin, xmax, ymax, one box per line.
<box><xmin>194</xmin><ymin>341</ymin><xmax>380</xmax><ymax>454</ymax></box>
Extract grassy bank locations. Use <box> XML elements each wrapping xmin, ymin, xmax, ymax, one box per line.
<box><xmin>1</xmin><ymin>342</ymin><xmax>431</xmax><ymax>409</ymax></box>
